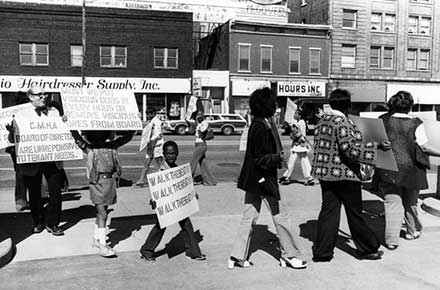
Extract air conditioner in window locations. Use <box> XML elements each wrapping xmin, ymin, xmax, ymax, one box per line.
<box><xmin>408</xmin><ymin>28</ymin><xmax>414</xmax><ymax>33</ymax></box>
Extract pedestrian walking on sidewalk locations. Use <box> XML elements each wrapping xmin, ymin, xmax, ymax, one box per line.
<box><xmin>311</xmin><ymin>89</ymin><xmax>392</xmax><ymax>262</ymax></box>
<box><xmin>374</xmin><ymin>91</ymin><xmax>440</xmax><ymax>250</ymax></box>
<box><xmin>190</xmin><ymin>114</ymin><xmax>217</xmax><ymax>186</ymax></box>
<box><xmin>140</xmin><ymin>141</ymin><xmax>206</xmax><ymax>262</ymax></box>
<box><xmin>279</xmin><ymin>110</ymin><xmax>314</xmax><ymax>186</ymax></box>
<box><xmin>134</xmin><ymin>107</ymin><xmax>164</xmax><ymax>188</ymax></box>
<box><xmin>229</xmin><ymin>87</ymin><xmax>307</xmax><ymax>270</ymax></box>
<box><xmin>71</xmin><ymin>130</ymin><xmax>135</xmax><ymax>257</ymax></box>
<box><xmin>6</xmin><ymin>86</ymin><xmax>66</xmax><ymax>236</ymax></box>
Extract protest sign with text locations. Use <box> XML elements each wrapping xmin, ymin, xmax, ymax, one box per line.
<box><xmin>0</xmin><ymin>103</ymin><xmax>31</xmax><ymax>149</ymax></box>
<box><xmin>349</xmin><ymin>115</ymin><xmax>398</xmax><ymax>171</ymax></box>
<box><xmin>14</xmin><ymin>117</ymin><xmax>83</xmax><ymax>164</ymax></box>
<box><xmin>186</xmin><ymin>95</ymin><xmax>198</xmax><ymax>121</ymax></box>
<box><xmin>147</xmin><ymin>163</ymin><xmax>199</xmax><ymax>229</ymax></box>
<box><xmin>284</xmin><ymin>98</ymin><xmax>298</xmax><ymax>126</ymax></box>
<box><xmin>60</xmin><ymin>88</ymin><xmax>142</xmax><ymax>130</ymax></box>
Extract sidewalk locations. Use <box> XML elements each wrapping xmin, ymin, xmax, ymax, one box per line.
<box><xmin>1</xmin><ymin>182</ymin><xmax>440</xmax><ymax>290</ymax></box>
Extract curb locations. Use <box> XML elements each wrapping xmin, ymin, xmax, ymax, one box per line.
<box><xmin>421</xmin><ymin>197</ymin><xmax>440</xmax><ymax>218</ymax></box>
<box><xmin>0</xmin><ymin>229</ymin><xmax>14</xmax><ymax>268</ymax></box>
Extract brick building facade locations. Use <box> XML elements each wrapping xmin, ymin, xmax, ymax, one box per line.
<box><xmin>0</xmin><ymin>2</ymin><xmax>193</xmax><ymax>120</ymax></box>
<box><xmin>288</xmin><ymin>0</ymin><xmax>440</xmax><ymax>114</ymax></box>
<box><xmin>197</xmin><ymin>19</ymin><xmax>331</xmax><ymax>115</ymax></box>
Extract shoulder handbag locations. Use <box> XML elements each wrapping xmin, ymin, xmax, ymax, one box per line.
<box><xmin>203</xmin><ymin>127</ymin><xmax>214</xmax><ymax>140</ymax></box>
<box><xmin>415</xmin><ymin>144</ymin><xmax>430</xmax><ymax>169</ymax></box>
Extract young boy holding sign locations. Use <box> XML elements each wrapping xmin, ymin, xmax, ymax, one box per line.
<box><xmin>140</xmin><ymin>141</ymin><xmax>206</xmax><ymax>262</ymax></box>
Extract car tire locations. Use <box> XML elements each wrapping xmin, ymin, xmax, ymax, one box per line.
<box><xmin>222</xmin><ymin>126</ymin><xmax>233</xmax><ymax>136</ymax></box>
<box><xmin>175</xmin><ymin>125</ymin><xmax>187</xmax><ymax>135</ymax></box>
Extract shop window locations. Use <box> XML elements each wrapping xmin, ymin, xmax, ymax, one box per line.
<box><xmin>309</xmin><ymin>48</ymin><xmax>321</xmax><ymax>74</ymax></box>
<box><xmin>341</xmin><ymin>44</ymin><xmax>356</xmax><ymax>68</ymax></box>
<box><xmin>260</xmin><ymin>45</ymin><xmax>272</xmax><ymax>73</ymax></box>
<box><xmin>70</xmin><ymin>45</ymin><xmax>83</xmax><ymax>67</ymax></box>
<box><xmin>100</xmin><ymin>45</ymin><xmax>126</xmax><ymax>68</ymax></box>
<box><xmin>154</xmin><ymin>48</ymin><xmax>178</xmax><ymax>69</ymax></box>
<box><xmin>289</xmin><ymin>47</ymin><xmax>300</xmax><ymax>73</ymax></box>
<box><xmin>238</xmin><ymin>43</ymin><xmax>251</xmax><ymax>72</ymax></box>
<box><xmin>19</xmin><ymin>43</ymin><xmax>48</xmax><ymax>66</ymax></box>
<box><xmin>342</xmin><ymin>9</ymin><xmax>357</xmax><ymax>29</ymax></box>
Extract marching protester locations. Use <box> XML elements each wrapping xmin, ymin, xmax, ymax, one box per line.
<box><xmin>134</xmin><ymin>107</ymin><xmax>164</xmax><ymax>188</ymax></box>
<box><xmin>311</xmin><ymin>88</ymin><xmax>391</xmax><ymax>262</ymax></box>
<box><xmin>229</xmin><ymin>87</ymin><xmax>307</xmax><ymax>270</ymax></box>
<box><xmin>279</xmin><ymin>109</ymin><xmax>314</xmax><ymax>186</ymax></box>
<box><xmin>6</xmin><ymin>85</ymin><xmax>65</xmax><ymax>236</ymax></box>
<box><xmin>190</xmin><ymin>113</ymin><xmax>217</xmax><ymax>186</ymax></box>
<box><xmin>374</xmin><ymin>91</ymin><xmax>440</xmax><ymax>250</ymax></box>
<box><xmin>140</xmin><ymin>140</ymin><xmax>206</xmax><ymax>262</ymax></box>
<box><xmin>71</xmin><ymin>129</ymin><xmax>135</xmax><ymax>257</ymax></box>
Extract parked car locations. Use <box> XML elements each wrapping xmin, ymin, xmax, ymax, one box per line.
<box><xmin>282</xmin><ymin>97</ymin><xmax>329</xmax><ymax>135</ymax></box>
<box><xmin>163</xmin><ymin>113</ymin><xmax>248</xmax><ymax>135</ymax></box>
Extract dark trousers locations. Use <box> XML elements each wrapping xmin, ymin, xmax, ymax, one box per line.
<box><xmin>313</xmin><ymin>180</ymin><xmax>380</xmax><ymax>258</ymax></box>
<box><xmin>24</xmin><ymin>163</ymin><xmax>62</xmax><ymax>227</ymax></box>
<box><xmin>140</xmin><ymin>217</ymin><xmax>201</xmax><ymax>258</ymax></box>
<box><xmin>7</xmin><ymin>149</ymin><xmax>28</xmax><ymax>206</ymax></box>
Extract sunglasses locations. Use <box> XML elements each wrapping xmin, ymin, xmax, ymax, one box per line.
<box><xmin>31</xmin><ymin>92</ymin><xmax>46</xmax><ymax>99</ymax></box>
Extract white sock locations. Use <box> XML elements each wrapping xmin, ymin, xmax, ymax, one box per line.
<box><xmin>97</xmin><ymin>227</ymin><xmax>107</xmax><ymax>245</ymax></box>
<box><xmin>94</xmin><ymin>224</ymin><xmax>99</xmax><ymax>240</ymax></box>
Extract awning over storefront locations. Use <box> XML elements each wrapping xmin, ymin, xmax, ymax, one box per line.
<box><xmin>387</xmin><ymin>83</ymin><xmax>440</xmax><ymax>104</ymax></box>
<box><xmin>231</xmin><ymin>79</ymin><xmax>271</xmax><ymax>96</ymax></box>
<box><xmin>0</xmin><ymin>75</ymin><xmax>191</xmax><ymax>94</ymax></box>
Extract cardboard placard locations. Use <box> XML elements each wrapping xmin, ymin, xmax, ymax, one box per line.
<box><xmin>61</xmin><ymin>88</ymin><xmax>142</xmax><ymax>130</ymax></box>
<box><xmin>14</xmin><ymin>117</ymin><xmax>83</xmax><ymax>164</ymax></box>
<box><xmin>147</xmin><ymin>163</ymin><xmax>199</xmax><ymax>229</ymax></box>
<box><xmin>349</xmin><ymin>115</ymin><xmax>398</xmax><ymax>171</ymax></box>
<box><xmin>0</xmin><ymin>103</ymin><xmax>31</xmax><ymax>149</ymax></box>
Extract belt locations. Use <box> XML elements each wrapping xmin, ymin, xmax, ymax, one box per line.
<box><xmin>98</xmin><ymin>172</ymin><xmax>113</xmax><ymax>179</ymax></box>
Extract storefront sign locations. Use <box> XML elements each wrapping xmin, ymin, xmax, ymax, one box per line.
<box><xmin>232</xmin><ymin>79</ymin><xmax>271</xmax><ymax>96</ymax></box>
<box><xmin>14</xmin><ymin>117</ymin><xmax>83</xmax><ymax>164</ymax></box>
<box><xmin>60</xmin><ymin>88</ymin><xmax>143</xmax><ymax>130</ymax></box>
<box><xmin>0</xmin><ymin>76</ymin><xmax>190</xmax><ymax>93</ymax></box>
<box><xmin>387</xmin><ymin>83</ymin><xmax>440</xmax><ymax>104</ymax></box>
<box><xmin>4</xmin><ymin>0</ymin><xmax>288</xmax><ymax>23</ymax></box>
<box><xmin>147</xmin><ymin>163</ymin><xmax>199</xmax><ymax>228</ymax></box>
<box><xmin>277</xmin><ymin>80</ymin><xmax>326</xmax><ymax>97</ymax></box>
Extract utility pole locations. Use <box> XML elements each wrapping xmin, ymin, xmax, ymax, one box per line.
<box><xmin>81</xmin><ymin>0</ymin><xmax>86</xmax><ymax>87</ymax></box>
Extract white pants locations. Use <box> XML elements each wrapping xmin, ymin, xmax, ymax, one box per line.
<box><xmin>283</xmin><ymin>151</ymin><xmax>312</xmax><ymax>179</ymax></box>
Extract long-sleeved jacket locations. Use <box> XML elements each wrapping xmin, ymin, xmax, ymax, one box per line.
<box><xmin>312</xmin><ymin>113</ymin><xmax>377</xmax><ymax>182</ymax></box>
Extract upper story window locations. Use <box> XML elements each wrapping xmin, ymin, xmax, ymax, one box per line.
<box><xmin>342</xmin><ymin>9</ymin><xmax>357</xmax><ymax>29</ymax></box>
<box><xmin>411</xmin><ymin>0</ymin><xmax>431</xmax><ymax>3</ymax></box>
<box><xmin>19</xmin><ymin>43</ymin><xmax>48</xmax><ymax>66</ymax></box>
<box><xmin>154</xmin><ymin>48</ymin><xmax>178</xmax><ymax>69</ymax></box>
<box><xmin>407</xmin><ymin>48</ymin><xmax>430</xmax><ymax>70</ymax></box>
<box><xmin>100</xmin><ymin>45</ymin><xmax>126</xmax><ymax>68</ymax></box>
<box><xmin>341</xmin><ymin>44</ymin><xmax>356</xmax><ymax>68</ymax></box>
<box><xmin>310</xmin><ymin>48</ymin><xmax>321</xmax><ymax>74</ymax></box>
<box><xmin>260</xmin><ymin>45</ymin><xmax>272</xmax><ymax>73</ymax></box>
<box><xmin>371</xmin><ymin>13</ymin><xmax>395</xmax><ymax>32</ymax></box>
<box><xmin>408</xmin><ymin>16</ymin><xmax>431</xmax><ymax>35</ymax></box>
<box><xmin>70</xmin><ymin>45</ymin><xmax>83</xmax><ymax>67</ymax></box>
<box><xmin>289</xmin><ymin>47</ymin><xmax>301</xmax><ymax>73</ymax></box>
<box><xmin>238</xmin><ymin>43</ymin><xmax>251</xmax><ymax>72</ymax></box>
